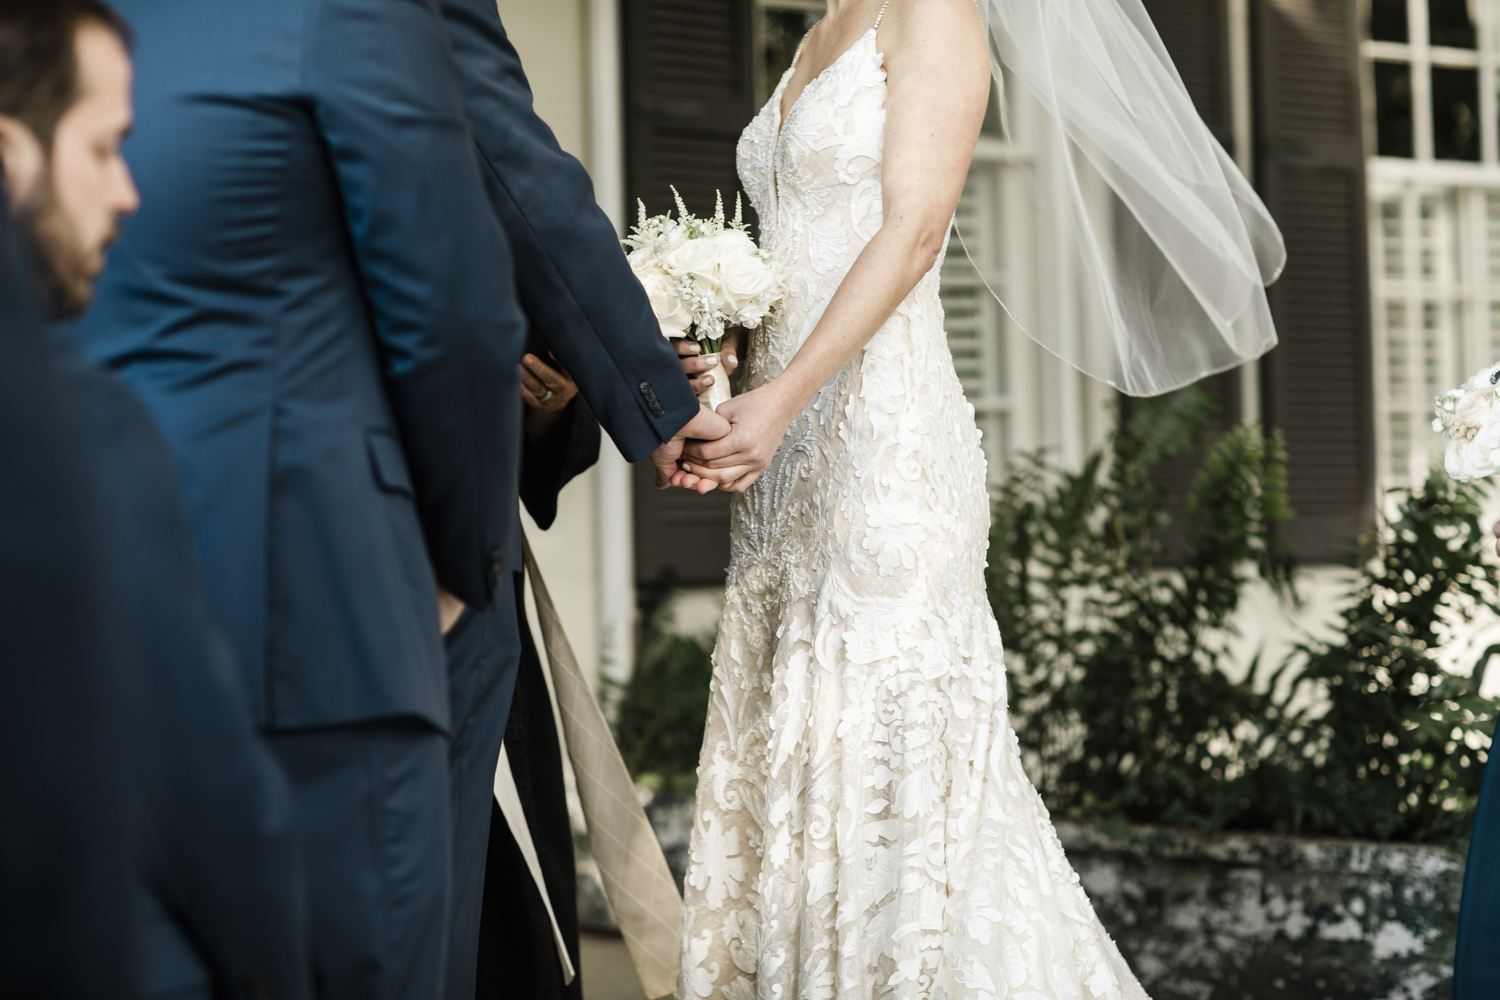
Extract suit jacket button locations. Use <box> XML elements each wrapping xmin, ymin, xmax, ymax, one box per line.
<box><xmin>639</xmin><ymin>380</ymin><xmax>665</xmax><ymax>418</ymax></box>
<box><xmin>489</xmin><ymin>548</ymin><xmax>505</xmax><ymax>588</ymax></box>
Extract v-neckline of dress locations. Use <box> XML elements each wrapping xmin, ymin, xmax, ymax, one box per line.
<box><xmin>772</xmin><ymin>26</ymin><xmax>879</xmax><ymax>151</ymax></box>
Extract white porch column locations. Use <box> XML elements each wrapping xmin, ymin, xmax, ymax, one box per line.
<box><xmin>588</xmin><ymin>0</ymin><xmax>636</xmax><ymax>694</ymax></box>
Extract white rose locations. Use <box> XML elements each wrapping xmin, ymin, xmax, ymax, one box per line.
<box><xmin>1465</xmin><ymin>363</ymin><xmax>1500</xmax><ymax>394</ymax></box>
<box><xmin>639</xmin><ymin>270</ymin><xmax>693</xmax><ymax>339</ymax></box>
<box><xmin>718</xmin><ymin>252</ymin><xmax>777</xmax><ymax>324</ymax></box>
<box><xmin>709</xmin><ymin>229</ymin><xmax>757</xmax><ymax>257</ymax></box>
<box><xmin>663</xmin><ymin>236</ymin><xmax>722</xmax><ymax>290</ymax></box>
<box><xmin>1446</xmin><ymin>439</ymin><xmax>1499</xmax><ymax>482</ymax></box>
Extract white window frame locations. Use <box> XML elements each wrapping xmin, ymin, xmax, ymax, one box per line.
<box><xmin>1365</xmin><ymin>0</ymin><xmax>1500</xmax><ymax>494</ymax></box>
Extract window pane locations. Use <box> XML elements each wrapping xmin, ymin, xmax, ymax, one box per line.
<box><xmin>1374</xmin><ymin>61</ymin><xmax>1415</xmax><ymax>157</ymax></box>
<box><xmin>1371</xmin><ymin>0</ymin><xmax>1408</xmax><ymax>42</ymax></box>
<box><xmin>1432</xmin><ymin>66</ymin><xmax>1480</xmax><ymax>160</ymax></box>
<box><xmin>1428</xmin><ymin>0</ymin><xmax>1478</xmax><ymax>48</ymax></box>
<box><xmin>760</xmin><ymin>9</ymin><xmax>822</xmax><ymax>106</ymax></box>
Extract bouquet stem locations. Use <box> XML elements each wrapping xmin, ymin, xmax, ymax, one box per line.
<box><xmin>697</xmin><ymin>352</ymin><xmax>732</xmax><ymax>411</ymax></box>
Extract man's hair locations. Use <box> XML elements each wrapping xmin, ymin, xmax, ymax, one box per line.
<box><xmin>0</xmin><ymin>0</ymin><xmax>132</xmax><ymax>150</ymax></box>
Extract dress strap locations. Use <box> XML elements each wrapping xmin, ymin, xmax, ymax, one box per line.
<box><xmin>789</xmin><ymin>31</ymin><xmax>810</xmax><ymax>71</ymax></box>
<box><xmin>873</xmin><ymin>0</ymin><xmax>892</xmax><ymax>29</ymax></box>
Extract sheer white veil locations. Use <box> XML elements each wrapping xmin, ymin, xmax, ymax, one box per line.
<box><xmin>977</xmin><ymin>0</ymin><xmax>1285</xmax><ymax>397</ymax></box>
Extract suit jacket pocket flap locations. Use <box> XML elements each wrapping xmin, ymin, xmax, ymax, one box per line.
<box><xmin>366</xmin><ymin>430</ymin><xmax>414</xmax><ymax>498</ymax></box>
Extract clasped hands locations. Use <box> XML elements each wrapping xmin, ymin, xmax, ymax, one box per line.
<box><xmin>650</xmin><ymin>330</ymin><xmax>794</xmax><ymax>495</ymax></box>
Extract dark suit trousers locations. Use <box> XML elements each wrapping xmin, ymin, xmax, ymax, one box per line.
<box><xmin>1456</xmin><ymin>715</ymin><xmax>1500</xmax><ymax>996</ymax></box>
<box><xmin>266</xmin><ymin>722</ymin><xmax>450</xmax><ymax>1000</ymax></box>
<box><xmin>475</xmin><ymin>574</ymin><xmax>582</xmax><ymax>1000</ymax></box>
<box><xmin>443</xmin><ymin>572</ymin><xmax>522</xmax><ymax>1000</ymax></box>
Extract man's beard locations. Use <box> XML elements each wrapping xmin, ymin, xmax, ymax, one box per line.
<box><xmin>14</xmin><ymin>173</ymin><xmax>115</xmax><ymax>322</ymax></box>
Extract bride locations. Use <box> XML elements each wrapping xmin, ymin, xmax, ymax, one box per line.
<box><xmin>667</xmin><ymin>0</ymin><xmax>1283</xmax><ymax>995</ymax></box>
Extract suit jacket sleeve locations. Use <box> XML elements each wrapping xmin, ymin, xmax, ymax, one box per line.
<box><xmin>520</xmin><ymin>398</ymin><xmax>602</xmax><ymax>530</ymax></box>
<box><xmin>307</xmin><ymin>0</ymin><xmax>526</xmax><ymax>604</ymax></box>
<box><xmin>438</xmin><ymin>0</ymin><xmax>700</xmax><ymax>463</ymax></box>
<box><xmin>72</xmin><ymin>363</ymin><xmax>308</xmax><ymax>1000</ymax></box>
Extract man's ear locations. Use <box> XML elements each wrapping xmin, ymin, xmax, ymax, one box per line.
<box><xmin>0</xmin><ymin>116</ymin><xmax>45</xmax><ymax>208</ymax></box>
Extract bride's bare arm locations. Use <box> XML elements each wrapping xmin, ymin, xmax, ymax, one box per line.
<box><xmin>678</xmin><ymin>0</ymin><xmax>990</xmax><ymax>491</ymax></box>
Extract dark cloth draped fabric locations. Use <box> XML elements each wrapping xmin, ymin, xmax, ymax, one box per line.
<box><xmin>521</xmin><ymin>399</ymin><xmax>603</xmax><ymax>532</ymax></box>
<box><xmin>0</xmin><ymin>200</ymin><xmax>131</xmax><ymax>999</ymax></box>
<box><xmin>470</xmin><ymin>400</ymin><xmax>598</xmax><ymax>1000</ymax></box>
<box><xmin>1455</xmin><ymin>716</ymin><xmax>1500</xmax><ymax>996</ymax></box>
<box><xmin>474</xmin><ymin>577</ymin><xmax>584</xmax><ymax>1000</ymax></box>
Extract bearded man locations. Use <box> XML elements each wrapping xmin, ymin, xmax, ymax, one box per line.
<box><xmin>0</xmin><ymin>3</ymin><xmax>309</xmax><ymax>997</ymax></box>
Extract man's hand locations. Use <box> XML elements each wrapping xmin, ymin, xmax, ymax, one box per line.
<box><xmin>521</xmin><ymin>352</ymin><xmax>579</xmax><ymax>443</ymax></box>
<box><xmin>520</xmin><ymin>352</ymin><xmax>578</xmax><ymax>414</ymax></box>
<box><xmin>674</xmin><ymin>381</ymin><xmax>799</xmax><ymax>493</ymax></box>
<box><xmin>651</xmin><ymin>405</ymin><xmax>731</xmax><ymax>493</ymax></box>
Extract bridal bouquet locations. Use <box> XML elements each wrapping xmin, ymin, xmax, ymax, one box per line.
<box><xmin>625</xmin><ymin>188</ymin><xmax>781</xmax><ymax>409</ymax></box>
<box><xmin>1434</xmin><ymin>362</ymin><xmax>1500</xmax><ymax>481</ymax></box>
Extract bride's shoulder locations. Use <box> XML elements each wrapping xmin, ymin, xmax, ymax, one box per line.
<box><xmin>878</xmin><ymin>0</ymin><xmax>988</xmax><ymax>86</ymax></box>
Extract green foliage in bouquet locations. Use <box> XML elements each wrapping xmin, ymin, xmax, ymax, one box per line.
<box><xmin>613</xmin><ymin>606</ymin><xmax>715</xmax><ymax>793</ymax></box>
<box><xmin>990</xmin><ymin>386</ymin><xmax>1500</xmax><ymax>841</ymax></box>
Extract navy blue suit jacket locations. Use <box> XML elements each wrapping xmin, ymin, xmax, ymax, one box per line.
<box><xmin>0</xmin><ymin>208</ymin><xmax>131</xmax><ymax>997</ymax></box>
<box><xmin>1455</xmin><ymin>717</ymin><xmax>1500</xmax><ymax>997</ymax></box>
<box><xmin>437</xmin><ymin>0</ymin><xmax>699</xmax><ymax>465</ymax></box>
<box><xmin>72</xmin><ymin>0</ymin><xmax>527</xmax><ymax>730</ymax></box>
<box><xmin>63</xmin><ymin>359</ymin><xmax>309</xmax><ymax>1000</ymax></box>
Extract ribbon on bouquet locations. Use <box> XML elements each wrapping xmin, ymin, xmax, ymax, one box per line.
<box><xmin>501</xmin><ymin>532</ymin><xmax>683</xmax><ymax>1000</ymax></box>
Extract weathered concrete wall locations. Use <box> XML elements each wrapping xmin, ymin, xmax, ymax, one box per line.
<box><xmin>579</xmin><ymin>796</ymin><xmax>1466</xmax><ymax>999</ymax></box>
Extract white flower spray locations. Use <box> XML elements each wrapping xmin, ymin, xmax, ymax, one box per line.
<box><xmin>624</xmin><ymin>187</ymin><xmax>783</xmax><ymax>355</ymax></box>
<box><xmin>1433</xmin><ymin>362</ymin><xmax>1500</xmax><ymax>481</ymax></box>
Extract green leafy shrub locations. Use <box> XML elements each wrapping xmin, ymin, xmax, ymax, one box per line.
<box><xmin>990</xmin><ymin>387</ymin><xmax>1500</xmax><ymax>841</ymax></box>
<box><xmin>613</xmin><ymin>608</ymin><xmax>714</xmax><ymax>793</ymax></box>
<box><xmin>1249</xmin><ymin>472</ymin><xmax>1500</xmax><ymax>841</ymax></box>
<box><xmin>990</xmin><ymin>387</ymin><xmax>1294</xmax><ymax>830</ymax></box>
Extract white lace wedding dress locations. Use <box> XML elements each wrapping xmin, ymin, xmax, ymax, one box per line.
<box><xmin>676</xmin><ymin>16</ymin><xmax>1152</xmax><ymax>1000</ymax></box>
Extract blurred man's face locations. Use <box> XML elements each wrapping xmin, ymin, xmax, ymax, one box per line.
<box><xmin>0</xmin><ymin>23</ymin><xmax>138</xmax><ymax>319</ymax></box>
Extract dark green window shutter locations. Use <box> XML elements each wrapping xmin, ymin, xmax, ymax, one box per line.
<box><xmin>623</xmin><ymin>0</ymin><xmax>755</xmax><ymax>588</ymax></box>
<box><xmin>623</xmin><ymin>0</ymin><xmax>756</xmax><ymax>220</ymax></box>
<box><xmin>1254</xmin><ymin>0</ymin><xmax>1374</xmax><ymax>562</ymax></box>
<box><xmin>1135</xmin><ymin>1</ymin><xmax>1241</xmax><ymax>526</ymax></box>
<box><xmin>1142</xmin><ymin>0</ymin><xmax>1233</xmax><ymax>148</ymax></box>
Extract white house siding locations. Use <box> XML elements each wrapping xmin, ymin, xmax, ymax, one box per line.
<box><xmin>497</xmin><ymin>0</ymin><xmax>609</xmax><ymax>693</ymax></box>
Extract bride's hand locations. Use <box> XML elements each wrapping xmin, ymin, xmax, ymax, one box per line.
<box><xmin>674</xmin><ymin>381</ymin><xmax>797</xmax><ymax>492</ymax></box>
<box><xmin>674</xmin><ymin>329</ymin><xmax>742</xmax><ymax>394</ymax></box>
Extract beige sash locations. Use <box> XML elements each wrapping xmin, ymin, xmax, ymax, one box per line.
<box><xmin>495</xmin><ymin>533</ymin><xmax>683</xmax><ymax>1000</ymax></box>
<box><xmin>492</xmin><ymin>741</ymin><xmax>577</xmax><ymax>984</ymax></box>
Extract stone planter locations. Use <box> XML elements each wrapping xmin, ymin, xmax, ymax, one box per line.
<box><xmin>577</xmin><ymin>796</ymin><xmax>1465</xmax><ymax>999</ymax></box>
<box><xmin>1055</xmin><ymin>822</ymin><xmax>1463</xmax><ymax>1000</ymax></box>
